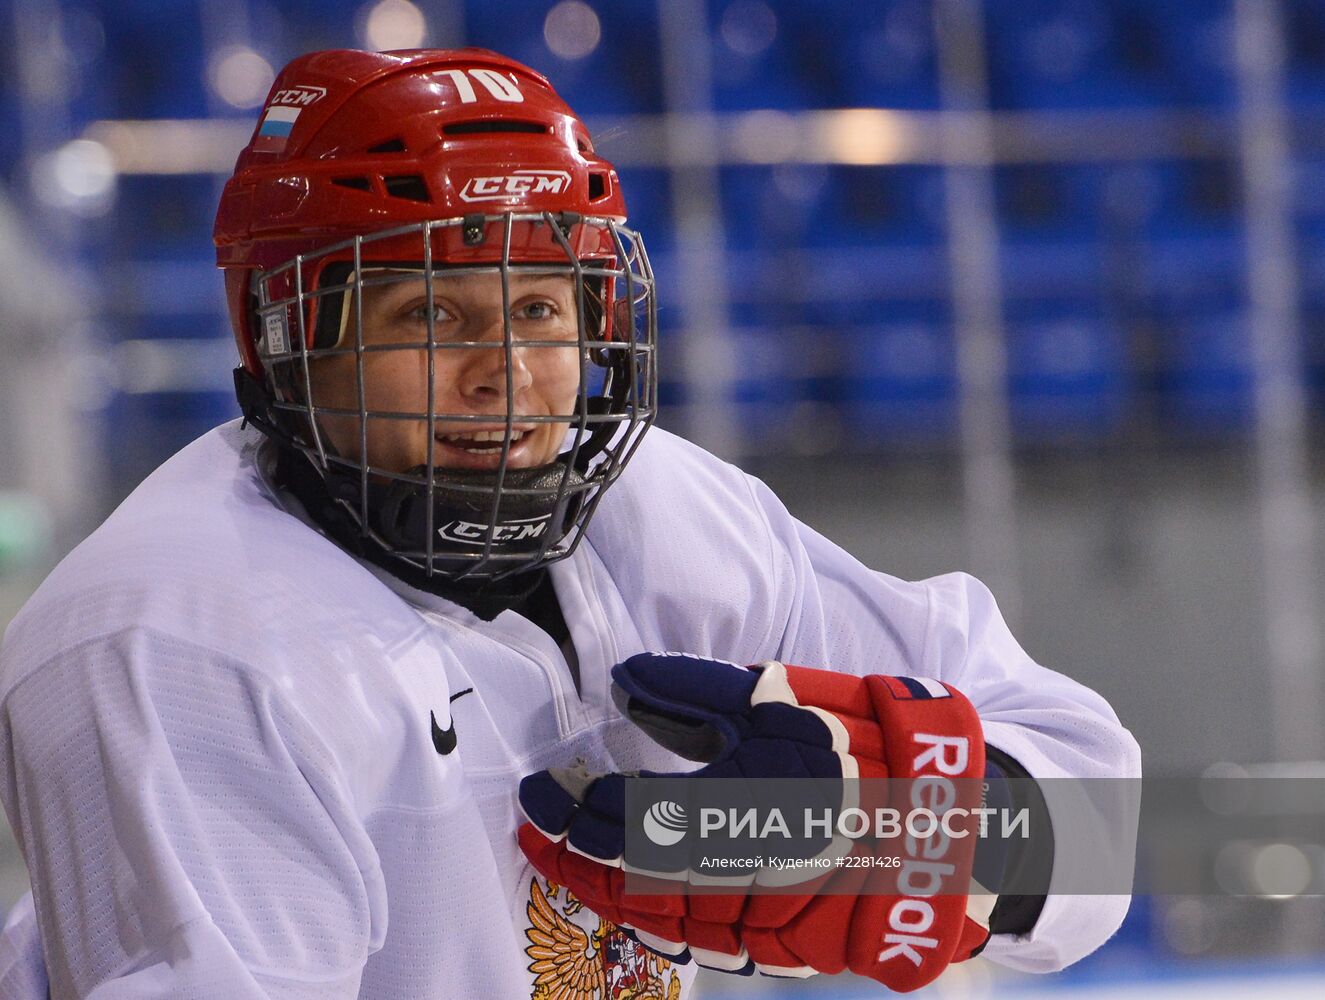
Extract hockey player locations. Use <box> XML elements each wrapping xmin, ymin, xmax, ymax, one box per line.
<box><xmin>0</xmin><ymin>48</ymin><xmax>1139</xmax><ymax>998</ymax></box>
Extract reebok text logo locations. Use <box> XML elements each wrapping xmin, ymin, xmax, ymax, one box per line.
<box><xmin>877</xmin><ymin>733</ymin><xmax>971</xmax><ymax>968</ymax></box>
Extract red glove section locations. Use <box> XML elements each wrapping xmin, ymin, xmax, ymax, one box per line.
<box><xmin>518</xmin><ymin>659</ymin><xmax>991</xmax><ymax>992</ymax></box>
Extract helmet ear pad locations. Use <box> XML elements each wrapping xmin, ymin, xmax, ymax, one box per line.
<box><xmin>227</xmin><ymin>270</ymin><xmax>262</xmax><ymax>378</ymax></box>
<box><xmin>238</xmin><ymin>270</ymin><xmax>333</xmax><ymax>454</ymax></box>
<box><xmin>580</xmin><ymin>272</ymin><xmax>613</xmax><ymax>366</ymax></box>
<box><xmin>311</xmin><ymin>261</ymin><xmax>357</xmax><ymax>351</ymax></box>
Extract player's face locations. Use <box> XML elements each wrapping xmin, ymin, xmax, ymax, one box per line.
<box><xmin>310</xmin><ymin>269</ymin><xmax>583</xmax><ymax>473</ymax></box>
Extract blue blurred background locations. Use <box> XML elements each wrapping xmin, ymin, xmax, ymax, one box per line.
<box><xmin>3</xmin><ymin>0</ymin><xmax>1325</xmax><ymax>996</ymax></box>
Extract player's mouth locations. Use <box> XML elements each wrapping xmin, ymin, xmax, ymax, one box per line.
<box><xmin>432</xmin><ymin>426</ymin><xmax>541</xmax><ymax>470</ymax></box>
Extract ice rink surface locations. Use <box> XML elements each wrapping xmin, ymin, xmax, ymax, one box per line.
<box><xmin>696</xmin><ymin>957</ymin><xmax>1325</xmax><ymax>998</ymax></box>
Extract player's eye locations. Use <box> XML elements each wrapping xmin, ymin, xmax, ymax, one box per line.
<box><xmin>409</xmin><ymin>302</ymin><xmax>456</xmax><ymax>325</ymax></box>
<box><xmin>515</xmin><ymin>300</ymin><xmax>557</xmax><ymax>321</ymax></box>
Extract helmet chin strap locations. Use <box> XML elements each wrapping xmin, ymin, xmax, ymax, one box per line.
<box><xmin>318</xmin><ymin>367</ymin><xmax>629</xmax><ymax>581</ymax></box>
<box><xmin>366</xmin><ymin>460</ymin><xmax>590</xmax><ymax>580</ymax></box>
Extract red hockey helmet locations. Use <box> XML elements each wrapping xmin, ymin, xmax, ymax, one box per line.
<box><xmin>213</xmin><ymin>49</ymin><xmax>657</xmax><ymax>582</ymax></box>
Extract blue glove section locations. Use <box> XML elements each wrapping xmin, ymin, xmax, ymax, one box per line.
<box><xmin>519</xmin><ymin>768</ymin><xmax>627</xmax><ymax>862</ymax></box>
<box><xmin>518</xmin><ymin>770</ymin><xmax>579</xmax><ymax>837</ymax></box>
<box><xmin>750</xmin><ymin>702</ymin><xmax>834</xmax><ymax>748</ymax></box>
<box><xmin>613</xmin><ymin>654</ymin><xmax>840</xmax><ymax>775</ymax></box>
<box><xmin>609</xmin><ymin>653</ymin><xmax>761</xmax><ymax>762</ymax></box>
<box><xmin>571</xmin><ymin>773</ymin><xmax>627</xmax><ymax>860</ymax></box>
<box><xmin>519</xmin><ymin>653</ymin><xmax>848</xmax><ymax>872</ymax></box>
<box><xmin>612</xmin><ymin>652</ymin><xmax>761</xmax><ymax>715</ymax></box>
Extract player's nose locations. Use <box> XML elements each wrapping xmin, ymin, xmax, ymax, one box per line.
<box><xmin>454</xmin><ymin>314</ymin><xmax>535</xmax><ymax>400</ymax></box>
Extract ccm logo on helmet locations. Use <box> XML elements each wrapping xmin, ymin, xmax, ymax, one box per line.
<box><xmin>458</xmin><ymin>170</ymin><xmax>573</xmax><ymax>203</ymax></box>
<box><xmin>438</xmin><ymin>517</ymin><xmax>550</xmax><ymax>545</ymax></box>
<box><xmin>270</xmin><ymin>85</ymin><xmax>327</xmax><ymax>107</ymax></box>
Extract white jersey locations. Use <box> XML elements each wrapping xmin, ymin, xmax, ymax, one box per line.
<box><xmin>0</xmin><ymin>420</ymin><xmax>1140</xmax><ymax>998</ymax></box>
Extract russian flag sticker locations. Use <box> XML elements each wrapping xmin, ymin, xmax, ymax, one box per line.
<box><xmin>253</xmin><ymin>105</ymin><xmax>301</xmax><ymax>152</ymax></box>
<box><xmin>881</xmin><ymin>675</ymin><xmax>951</xmax><ymax>700</ymax></box>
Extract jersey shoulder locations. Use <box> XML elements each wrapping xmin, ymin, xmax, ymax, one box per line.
<box><xmin>0</xmin><ymin>421</ymin><xmax>425</xmax><ymax>699</ymax></box>
<box><xmin>583</xmin><ymin>427</ymin><xmax>795</xmax><ymax>661</ymax></box>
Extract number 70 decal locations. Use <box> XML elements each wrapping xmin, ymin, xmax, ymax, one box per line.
<box><xmin>439</xmin><ymin>68</ymin><xmax>524</xmax><ymax>104</ymax></box>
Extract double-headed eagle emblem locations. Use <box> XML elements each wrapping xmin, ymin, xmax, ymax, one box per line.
<box><xmin>525</xmin><ymin>878</ymin><xmax>682</xmax><ymax>1000</ymax></box>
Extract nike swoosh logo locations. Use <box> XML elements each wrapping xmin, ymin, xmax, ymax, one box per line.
<box><xmin>430</xmin><ymin>688</ymin><xmax>473</xmax><ymax>756</ymax></box>
<box><xmin>431</xmin><ymin>710</ymin><xmax>457</xmax><ymax>756</ymax></box>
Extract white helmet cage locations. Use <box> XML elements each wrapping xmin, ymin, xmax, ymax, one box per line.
<box><xmin>243</xmin><ymin>211</ymin><xmax>658</xmax><ymax>582</ymax></box>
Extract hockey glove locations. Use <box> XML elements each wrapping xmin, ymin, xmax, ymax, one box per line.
<box><xmin>517</xmin><ymin>652</ymin><xmax>990</xmax><ymax>992</ymax></box>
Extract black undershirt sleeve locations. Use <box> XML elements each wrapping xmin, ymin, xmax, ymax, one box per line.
<box><xmin>979</xmin><ymin>744</ymin><xmax>1053</xmax><ymax>939</ymax></box>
